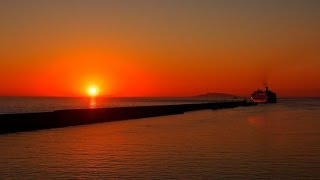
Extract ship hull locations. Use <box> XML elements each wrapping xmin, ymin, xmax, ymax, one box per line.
<box><xmin>251</xmin><ymin>98</ymin><xmax>267</xmax><ymax>103</ymax></box>
<box><xmin>251</xmin><ymin>99</ymin><xmax>277</xmax><ymax>103</ymax></box>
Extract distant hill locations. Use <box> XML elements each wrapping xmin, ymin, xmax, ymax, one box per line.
<box><xmin>194</xmin><ymin>93</ymin><xmax>238</xmax><ymax>99</ymax></box>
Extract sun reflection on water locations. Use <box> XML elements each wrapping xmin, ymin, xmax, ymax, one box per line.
<box><xmin>89</xmin><ymin>98</ymin><xmax>97</xmax><ymax>109</ymax></box>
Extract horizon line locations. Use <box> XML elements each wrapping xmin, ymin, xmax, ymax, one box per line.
<box><xmin>1</xmin><ymin>95</ymin><xmax>320</xmax><ymax>99</ymax></box>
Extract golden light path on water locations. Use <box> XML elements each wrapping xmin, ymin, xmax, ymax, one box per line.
<box><xmin>89</xmin><ymin>98</ymin><xmax>97</xmax><ymax>109</ymax></box>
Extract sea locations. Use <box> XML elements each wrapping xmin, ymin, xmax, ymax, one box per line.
<box><xmin>0</xmin><ymin>97</ymin><xmax>320</xmax><ymax>179</ymax></box>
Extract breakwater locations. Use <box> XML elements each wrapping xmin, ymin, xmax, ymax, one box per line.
<box><xmin>0</xmin><ymin>100</ymin><xmax>256</xmax><ymax>134</ymax></box>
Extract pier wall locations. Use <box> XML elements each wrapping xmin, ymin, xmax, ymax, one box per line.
<box><xmin>0</xmin><ymin>101</ymin><xmax>256</xmax><ymax>134</ymax></box>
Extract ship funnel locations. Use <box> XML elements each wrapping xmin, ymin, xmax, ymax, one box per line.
<box><xmin>265</xmin><ymin>86</ymin><xmax>269</xmax><ymax>92</ymax></box>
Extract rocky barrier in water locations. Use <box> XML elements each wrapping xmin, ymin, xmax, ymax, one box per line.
<box><xmin>0</xmin><ymin>101</ymin><xmax>256</xmax><ymax>134</ymax></box>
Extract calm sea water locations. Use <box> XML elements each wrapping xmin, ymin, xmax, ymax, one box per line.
<box><xmin>0</xmin><ymin>98</ymin><xmax>320</xmax><ymax>179</ymax></box>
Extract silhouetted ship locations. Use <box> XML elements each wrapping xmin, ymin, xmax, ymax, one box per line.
<box><xmin>251</xmin><ymin>87</ymin><xmax>277</xmax><ymax>103</ymax></box>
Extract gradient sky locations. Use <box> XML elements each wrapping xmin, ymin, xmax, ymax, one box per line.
<box><xmin>1</xmin><ymin>0</ymin><xmax>320</xmax><ymax>97</ymax></box>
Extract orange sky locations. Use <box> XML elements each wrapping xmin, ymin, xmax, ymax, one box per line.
<box><xmin>0</xmin><ymin>0</ymin><xmax>320</xmax><ymax>97</ymax></box>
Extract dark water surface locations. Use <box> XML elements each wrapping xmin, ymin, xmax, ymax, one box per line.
<box><xmin>0</xmin><ymin>98</ymin><xmax>320</xmax><ymax>179</ymax></box>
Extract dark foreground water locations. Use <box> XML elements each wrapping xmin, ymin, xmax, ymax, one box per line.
<box><xmin>0</xmin><ymin>98</ymin><xmax>320</xmax><ymax>179</ymax></box>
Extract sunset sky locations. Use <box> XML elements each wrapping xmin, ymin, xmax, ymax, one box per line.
<box><xmin>1</xmin><ymin>0</ymin><xmax>319</xmax><ymax>97</ymax></box>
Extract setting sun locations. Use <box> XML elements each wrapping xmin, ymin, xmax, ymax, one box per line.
<box><xmin>87</xmin><ymin>86</ymin><xmax>99</xmax><ymax>97</ymax></box>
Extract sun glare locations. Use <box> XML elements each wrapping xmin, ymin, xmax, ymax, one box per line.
<box><xmin>87</xmin><ymin>86</ymin><xmax>99</xmax><ymax>97</ymax></box>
